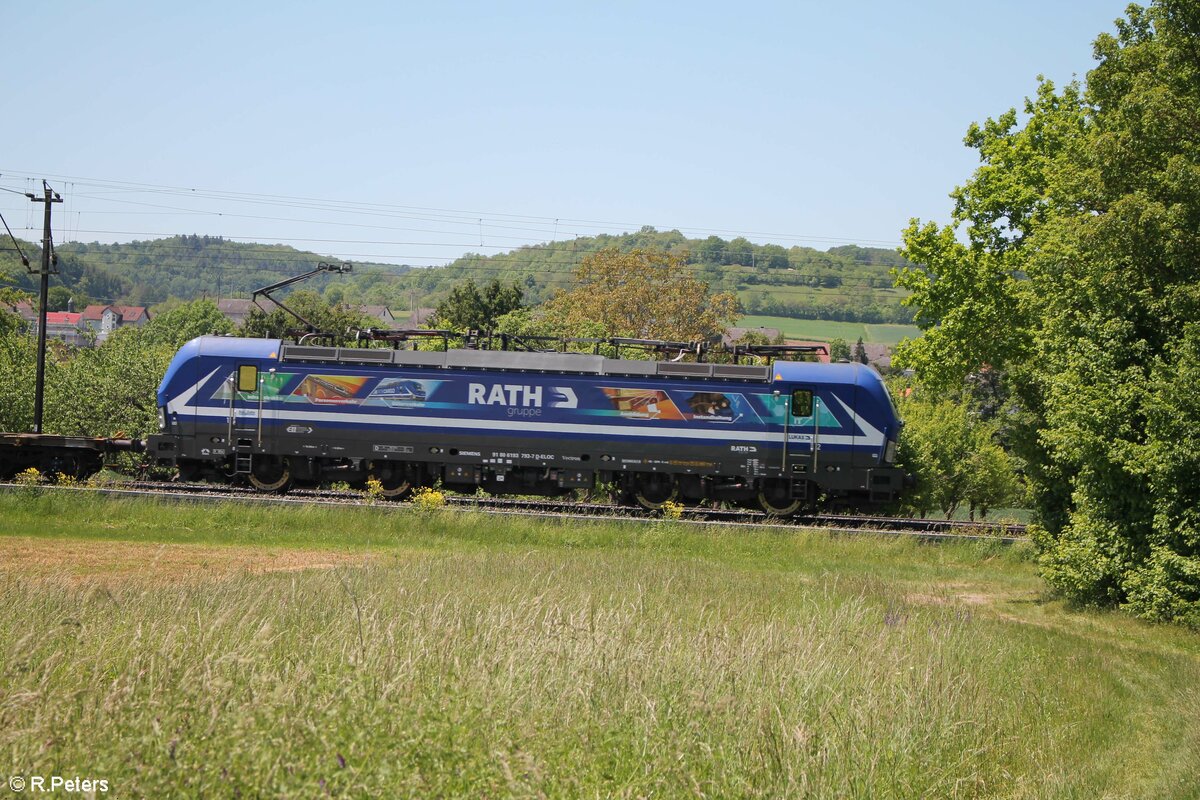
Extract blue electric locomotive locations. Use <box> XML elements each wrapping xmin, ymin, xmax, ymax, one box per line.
<box><xmin>146</xmin><ymin>336</ymin><xmax>905</xmax><ymax>514</ymax></box>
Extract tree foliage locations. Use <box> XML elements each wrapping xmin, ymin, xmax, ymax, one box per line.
<box><xmin>828</xmin><ymin>338</ymin><xmax>851</xmax><ymax>362</ymax></box>
<box><xmin>0</xmin><ymin>298</ymin><xmax>237</xmax><ymax>438</ymax></box>
<box><xmin>0</xmin><ymin>291</ymin><xmax>37</xmax><ymax>432</ymax></box>
<box><xmin>893</xmin><ymin>387</ymin><xmax>1021</xmax><ymax>520</ymax></box>
<box><xmin>0</xmin><ymin>288</ymin><xmax>30</xmax><ymax>339</ymax></box>
<box><xmin>49</xmin><ymin>329</ymin><xmax>171</xmax><ymax>438</ymax></box>
<box><xmin>853</xmin><ymin>337</ymin><xmax>868</xmax><ymax>364</ymax></box>
<box><xmin>239</xmin><ymin>291</ymin><xmax>373</xmax><ymax>345</ymax></box>
<box><xmin>893</xmin><ymin>1</ymin><xmax>1200</xmax><ymax>623</ymax></box>
<box><xmin>428</xmin><ymin>279</ymin><xmax>524</xmax><ymax>331</ymax></box>
<box><xmin>29</xmin><ymin>230</ymin><xmax>913</xmax><ymax>327</ymax></box>
<box><xmin>140</xmin><ymin>300</ymin><xmax>234</xmax><ymax>349</ymax></box>
<box><xmin>542</xmin><ymin>249</ymin><xmax>740</xmax><ymax>341</ymax></box>
<box><xmin>2</xmin><ymin>238</ymin><xmax>127</xmax><ymax>308</ymax></box>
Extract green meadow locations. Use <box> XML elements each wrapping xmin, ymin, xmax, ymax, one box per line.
<box><xmin>737</xmin><ymin>315</ymin><xmax>920</xmax><ymax>346</ymax></box>
<box><xmin>1</xmin><ymin>492</ymin><xmax>1197</xmax><ymax>798</ymax></box>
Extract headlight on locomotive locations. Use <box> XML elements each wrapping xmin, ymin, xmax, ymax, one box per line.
<box><xmin>157</xmin><ymin>406</ymin><xmax>167</xmax><ymax>432</ymax></box>
<box><xmin>884</xmin><ymin>439</ymin><xmax>897</xmax><ymax>464</ymax></box>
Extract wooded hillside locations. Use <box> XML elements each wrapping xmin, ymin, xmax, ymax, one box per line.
<box><xmin>3</xmin><ymin>230</ymin><xmax>911</xmax><ymax>323</ymax></box>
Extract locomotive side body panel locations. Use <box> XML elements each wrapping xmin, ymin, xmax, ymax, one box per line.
<box><xmin>149</xmin><ymin>337</ymin><xmax>905</xmax><ymax>505</ymax></box>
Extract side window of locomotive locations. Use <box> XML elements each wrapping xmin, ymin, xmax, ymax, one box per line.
<box><xmin>237</xmin><ymin>364</ymin><xmax>259</xmax><ymax>393</ymax></box>
<box><xmin>791</xmin><ymin>389</ymin><xmax>813</xmax><ymax>418</ymax></box>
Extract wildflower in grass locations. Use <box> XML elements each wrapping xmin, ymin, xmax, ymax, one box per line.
<box><xmin>661</xmin><ymin>500</ymin><xmax>684</xmax><ymax>520</ymax></box>
<box><xmin>14</xmin><ymin>467</ymin><xmax>44</xmax><ymax>486</ymax></box>
<box><xmin>410</xmin><ymin>486</ymin><xmax>447</xmax><ymax>511</ymax></box>
<box><xmin>364</xmin><ymin>477</ymin><xmax>385</xmax><ymax>502</ymax></box>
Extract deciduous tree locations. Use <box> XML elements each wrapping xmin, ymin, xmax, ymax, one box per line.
<box><xmin>543</xmin><ymin>248</ymin><xmax>739</xmax><ymax>341</ymax></box>
<box><xmin>429</xmin><ymin>279</ymin><xmax>524</xmax><ymax>331</ymax></box>
<box><xmin>141</xmin><ymin>299</ymin><xmax>233</xmax><ymax>349</ymax></box>
<box><xmin>892</xmin><ymin>0</ymin><xmax>1200</xmax><ymax>622</ymax></box>
<box><xmin>239</xmin><ymin>291</ymin><xmax>372</xmax><ymax>345</ymax></box>
<box><xmin>828</xmin><ymin>338</ymin><xmax>851</xmax><ymax>362</ymax></box>
<box><xmin>893</xmin><ymin>387</ymin><xmax>1021</xmax><ymax>520</ymax></box>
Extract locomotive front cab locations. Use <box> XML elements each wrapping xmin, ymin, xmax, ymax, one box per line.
<box><xmin>147</xmin><ymin>336</ymin><xmax>286</xmax><ymax>485</ymax></box>
<box><xmin>771</xmin><ymin>361</ymin><xmax>905</xmax><ymax>507</ymax></box>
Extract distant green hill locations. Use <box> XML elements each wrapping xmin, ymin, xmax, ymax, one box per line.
<box><xmin>2</xmin><ymin>237</ymin><xmax>129</xmax><ymax>305</ymax></box>
<box><xmin>385</xmin><ymin>228</ymin><xmax>914</xmax><ymax>324</ymax></box>
<box><xmin>2</xmin><ymin>229</ymin><xmax>913</xmax><ymax>324</ymax></box>
<box><xmin>1</xmin><ymin>235</ymin><xmax>410</xmax><ymax>309</ymax></box>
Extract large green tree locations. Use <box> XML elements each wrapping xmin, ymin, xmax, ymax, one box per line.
<box><xmin>428</xmin><ymin>278</ymin><xmax>524</xmax><ymax>331</ymax></box>
<box><xmin>239</xmin><ymin>291</ymin><xmax>372</xmax><ymax>345</ymax></box>
<box><xmin>141</xmin><ymin>299</ymin><xmax>234</xmax><ymax>349</ymax></box>
<box><xmin>893</xmin><ymin>1</ymin><xmax>1200</xmax><ymax>624</ymax></box>
<box><xmin>0</xmin><ymin>297</ymin><xmax>236</xmax><ymax>438</ymax></box>
<box><xmin>542</xmin><ymin>249</ymin><xmax>740</xmax><ymax>341</ymax></box>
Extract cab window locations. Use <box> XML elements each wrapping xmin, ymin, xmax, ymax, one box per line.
<box><xmin>791</xmin><ymin>389</ymin><xmax>813</xmax><ymax>418</ymax></box>
<box><xmin>237</xmin><ymin>364</ymin><xmax>259</xmax><ymax>393</ymax></box>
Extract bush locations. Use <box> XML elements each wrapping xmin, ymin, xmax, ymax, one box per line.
<box><xmin>892</xmin><ymin>386</ymin><xmax>1022</xmax><ymax>519</ymax></box>
<box><xmin>1123</xmin><ymin>549</ymin><xmax>1200</xmax><ymax>629</ymax></box>
<box><xmin>1034</xmin><ymin>516</ymin><xmax>1126</xmax><ymax>608</ymax></box>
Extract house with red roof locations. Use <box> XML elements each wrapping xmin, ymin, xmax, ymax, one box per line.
<box><xmin>41</xmin><ymin>311</ymin><xmax>90</xmax><ymax>346</ymax></box>
<box><xmin>81</xmin><ymin>304</ymin><xmax>150</xmax><ymax>342</ymax></box>
<box><xmin>4</xmin><ymin>302</ymin><xmax>91</xmax><ymax>345</ymax></box>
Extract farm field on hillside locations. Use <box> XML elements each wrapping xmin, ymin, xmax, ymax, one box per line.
<box><xmin>738</xmin><ymin>315</ymin><xmax>920</xmax><ymax>345</ymax></box>
<box><xmin>1</xmin><ymin>492</ymin><xmax>1197</xmax><ymax>798</ymax></box>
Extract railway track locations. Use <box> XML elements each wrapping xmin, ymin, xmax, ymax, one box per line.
<box><xmin>0</xmin><ymin>481</ymin><xmax>1028</xmax><ymax>544</ymax></box>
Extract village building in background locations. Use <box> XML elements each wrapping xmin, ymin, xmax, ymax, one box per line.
<box><xmin>215</xmin><ymin>299</ymin><xmax>255</xmax><ymax>327</ymax></box>
<box><xmin>81</xmin><ymin>305</ymin><xmax>150</xmax><ymax>342</ymax></box>
<box><xmin>42</xmin><ymin>312</ymin><xmax>89</xmax><ymax>347</ymax></box>
<box><xmin>3</xmin><ymin>301</ymin><xmax>149</xmax><ymax>346</ymax></box>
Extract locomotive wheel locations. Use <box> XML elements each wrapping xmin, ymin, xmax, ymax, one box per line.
<box><xmin>757</xmin><ymin>481</ymin><xmax>802</xmax><ymax>517</ymax></box>
<box><xmin>631</xmin><ymin>474</ymin><xmax>678</xmax><ymax>511</ymax></box>
<box><xmin>248</xmin><ymin>456</ymin><xmax>292</xmax><ymax>493</ymax></box>
<box><xmin>368</xmin><ymin>462</ymin><xmax>413</xmax><ymax>500</ymax></box>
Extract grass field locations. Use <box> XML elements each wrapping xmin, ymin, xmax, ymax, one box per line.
<box><xmin>1</xmin><ymin>492</ymin><xmax>1198</xmax><ymax>798</ymax></box>
<box><xmin>738</xmin><ymin>315</ymin><xmax>920</xmax><ymax>346</ymax></box>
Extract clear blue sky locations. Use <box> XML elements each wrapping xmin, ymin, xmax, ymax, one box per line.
<box><xmin>2</xmin><ymin>1</ymin><xmax>1125</xmax><ymax>266</ymax></box>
